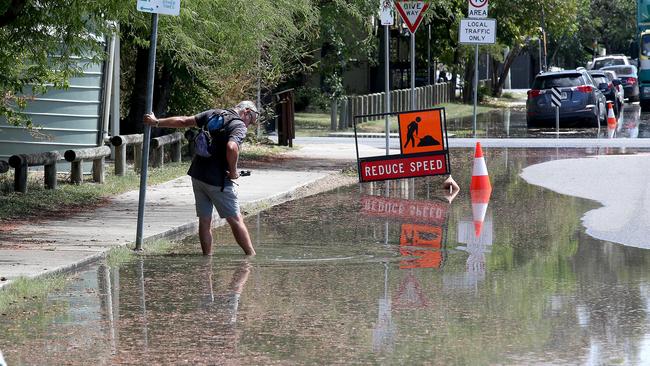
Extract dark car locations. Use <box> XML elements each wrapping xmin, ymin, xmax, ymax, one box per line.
<box><xmin>527</xmin><ymin>68</ymin><xmax>607</xmax><ymax>128</ymax></box>
<box><xmin>589</xmin><ymin>70</ymin><xmax>623</xmax><ymax>117</ymax></box>
<box><xmin>601</xmin><ymin>65</ymin><xmax>639</xmax><ymax>102</ymax></box>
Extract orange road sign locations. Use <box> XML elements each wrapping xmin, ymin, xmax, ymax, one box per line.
<box><xmin>398</xmin><ymin>109</ymin><xmax>445</xmax><ymax>155</ymax></box>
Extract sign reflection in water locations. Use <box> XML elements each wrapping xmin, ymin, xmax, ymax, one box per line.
<box><xmin>362</xmin><ymin>180</ymin><xmax>449</xmax><ymax>353</ymax></box>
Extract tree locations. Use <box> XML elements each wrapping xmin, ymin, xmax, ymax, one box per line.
<box><xmin>119</xmin><ymin>0</ymin><xmax>318</xmax><ymax>134</ymax></box>
<box><xmin>0</xmin><ymin>0</ymin><xmax>126</xmax><ymax>126</ymax></box>
<box><xmin>487</xmin><ymin>0</ymin><xmax>582</xmax><ymax>96</ymax></box>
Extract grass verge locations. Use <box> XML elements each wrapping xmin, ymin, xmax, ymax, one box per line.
<box><xmin>0</xmin><ymin>143</ymin><xmax>289</xmax><ymax>221</ymax></box>
<box><xmin>295</xmin><ymin>102</ymin><xmax>497</xmax><ymax>135</ymax></box>
<box><xmin>0</xmin><ymin>275</ymin><xmax>66</xmax><ymax>314</ymax></box>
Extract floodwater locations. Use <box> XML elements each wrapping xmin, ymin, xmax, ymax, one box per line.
<box><xmin>2</xmin><ymin>148</ymin><xmax>650</xmax><ymax>365</ymax></box>
<box><xmin>448</xmin><ymin>103</ymin><xmax>650</xmax><ymax>138</ymax></box>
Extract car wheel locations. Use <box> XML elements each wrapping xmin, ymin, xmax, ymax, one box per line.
<box><xmin>641</xmin><ymin>101</ymin><xmax>650</xmax><ymax>111</ymax></box>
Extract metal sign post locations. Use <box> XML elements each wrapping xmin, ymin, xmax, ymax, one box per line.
<box><xmin>381</xmin><ymin>0</ymin><xmax>394</xmax><ymax>155</ymax></box>
<box><xmin>459</xmin><ymin>17</ymin><xmax>496</xmax><ymax>137</ymax></box>
<box><xmin>135</xmin><ymin>0</ymin><xmax>181</xmax><ymax>251</ymax></box>
<box><xmin>550</xmin><ymin>87</ymin><xmax>562</xmax><ymax>137</ymax></box>
<box><xmin>394</xmin><ymin>1</ymin><xmax>429</xmax><ymax>110</ymax></box>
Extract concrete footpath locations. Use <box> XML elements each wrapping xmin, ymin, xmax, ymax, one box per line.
<box><xmin>0</xmin><ymin>167</ymin><xmax>341</xmax><ymax>289</ymax></box>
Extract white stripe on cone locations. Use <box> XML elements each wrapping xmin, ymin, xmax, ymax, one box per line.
<box><xmin>472</xmin><ymin>158</ymin><xmax>488</xmax><ymax>176</ymax></box>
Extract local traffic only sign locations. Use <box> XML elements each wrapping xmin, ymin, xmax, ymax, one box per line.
<box><xmin>459</xmin><ymin>18</ymin><xmax>496</xmax><ymax>44</ymax></box>
<box><xmin>355</xmin><ymin>108</ymin><xmax>451</xmax><ymax>183</ymax></box>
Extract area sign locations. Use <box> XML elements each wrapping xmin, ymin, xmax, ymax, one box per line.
<box><xmin>468</xmin><ymin>0</ymin><xmax>488</xmax><ymax>18</ymax></box>
<box><xmin>459</xmin><ymin>18</ymin><xmax>496</xmax><ymax>44</ymax></box>
<box><xmin>137</xmin><ymin>0</ymin><xmax>181</xmax><ymax>16</ymax></box>
<box><xmin>356</xmin><ymin>107</ymin><xmax>450</xmax><ymax>183</ymax></box>
<box><xmin>394</xmin><ymin>1</ymin><xmax>429</xmax><ymax>34</ymax></box>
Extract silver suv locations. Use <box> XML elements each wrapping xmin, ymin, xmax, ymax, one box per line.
<box><xmin>589</xmin><ymin>55</ymin><xmax>631</xmax><ymax>70</ymax></box>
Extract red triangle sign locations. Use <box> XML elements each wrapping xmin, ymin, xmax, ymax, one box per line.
<box><xmin>394</xmin><ymin>1</ymin><xmax>429</xmax><ymax>34</ymax></box>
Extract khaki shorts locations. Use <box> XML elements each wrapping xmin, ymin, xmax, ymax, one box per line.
<box><xmin>191</xmin><ymin>178</ymin><xmax>239</xmax><ymax>218</ymax></box>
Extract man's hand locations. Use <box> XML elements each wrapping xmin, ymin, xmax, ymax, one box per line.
<box><xmin>143</xmin><ymin>113</ymin><xmax>158</xmax><ymax>126</ymax></box>
<box><xmin>226</xmin><ymin>170</ymin><xmax>240</xmax><ymax>180</ymax></box>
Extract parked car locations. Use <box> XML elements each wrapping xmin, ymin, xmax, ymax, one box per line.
<box><xmin>526</xmin><ymin>68</ymin><xmax>607</xmax><ymax>128</ymax></box>
<box><xmin>588</xmin><ymin>70</ymin><xmax>623</xmax><ymax>117</ymax></box>
<box><xmin>588</xmin><ymin>55</ymin><xmax>631</xmax><ymax>70</ymax></box>
<box><xmin>602</xmin><ymin>69</ymin><xmax>625</xmax><ymax>114</ymax></box>
<box><xmin>600</xmin><ymin>65</ymin><xmax>639</xmax><ymax>102</ymax></box>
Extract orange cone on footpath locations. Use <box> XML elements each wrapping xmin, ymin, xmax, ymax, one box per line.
<box><xmin>470</xmin><ymin>142</ymin><xmax>492</xmax><ymax>237</ymax></box>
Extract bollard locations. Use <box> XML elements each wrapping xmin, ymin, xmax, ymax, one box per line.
<box><xmin>151</xmin><ymin>132</ymin><xmax>183</xmax><ymax>168</ymax></box>
<box><xmin>64</xmin><ymin>146</ymin><xmax>111</xmax><ymax>184</ymax></box>
<box><xmin>110</xmin><ymin>134</ymin><xmax>144</xmax><ymax>176</ymax></box>
<box><xmin>8</xmin><ymin>151</ymin><xmax>61</xmax><ymax>192</ymax></box>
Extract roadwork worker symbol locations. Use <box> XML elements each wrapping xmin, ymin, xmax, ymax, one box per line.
<box><xmin>398</xmin><ymin>109</ymin><xmax>445</xmax><ymax>155</ymax></box>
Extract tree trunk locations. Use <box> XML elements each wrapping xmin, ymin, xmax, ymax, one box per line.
<box><xmin>493</xmin><ymin>44</ymin><xmax>522</xmax><ymax>97</ymax></box>
<box><xmin>123</xmin><ymin>46</ymin><xmax>149</xmax><ymax>135</ymax></box>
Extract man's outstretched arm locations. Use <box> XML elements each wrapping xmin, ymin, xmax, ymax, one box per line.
<box><xmin>143</xmin><ymin>113</ymin><xmax>197</xmax><ymax>128</ymax></box>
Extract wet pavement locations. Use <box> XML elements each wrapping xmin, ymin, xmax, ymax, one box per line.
<box><xmin>2</xmin><ymin>147</ymin><xmax>649</xmax><ymax>365</ymax></box>
<box><xmin>448</xmin><ymin>103</ymin><xmax>650</xmax><ymax>138</ymax></box>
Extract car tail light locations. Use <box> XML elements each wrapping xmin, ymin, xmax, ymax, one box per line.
<box><xmin>527</xmin><ymin>89</ymin><xmax>543</xmax><ymax>98</ymax></box>
<box><xmin>575</xmin><ymin>85</ymin><xmax>593</xmax><ymax>93</ymax></box>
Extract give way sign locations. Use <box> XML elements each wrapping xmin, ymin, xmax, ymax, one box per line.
<box><xmin>394</xmin><ymin>1</ymin><xmax>429</xmax><ymax>34</ymax></box>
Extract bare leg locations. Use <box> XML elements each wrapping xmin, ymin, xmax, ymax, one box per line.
<box><xmin>226</xmin><ymin>214</ymin><xmax>255</xmax><ymax>256</ymax></box>
<box><xmin>198</xmin><ymin>216</ymin><xmax>213</xmax><ymax>255</ymax></box>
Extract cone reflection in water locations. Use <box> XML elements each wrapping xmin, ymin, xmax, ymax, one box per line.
<box><xmin>471</xmin><ymin>188</ymin><xmax>491</xmax><ymax>237</ymax></box>
<box><xmin>470</xmin><ymin>142</ymin><xmax>491</xmax><ymax>237</ymax></box>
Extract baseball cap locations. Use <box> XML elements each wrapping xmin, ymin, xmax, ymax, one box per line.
<box><xmin>236</xmin><ymin>100</ymin><xmax>259</xmax><ymax>116</ymax></box>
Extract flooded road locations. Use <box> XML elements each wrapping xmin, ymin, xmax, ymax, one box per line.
<box><xmin>448</xmin><ymin>103</ymin><xmax>650</xmax><ymax>138</ymax></box>
<box><xmin>2</xmin><ymin>148</ymin><xmax>650</xmax><ymax>365</ymax></box>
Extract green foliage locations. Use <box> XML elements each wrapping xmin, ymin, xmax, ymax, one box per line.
<box><xmin>0</xmin><ymin>0</ymin><xmax>127</xmax><ymax>124</ymax></box>
<box><xmin>119</xmin><ymin>0</ymin><xmax>319</xmax><ymax>118</ymax></box>
<box><xmin>295</xmin><ymin>87</ymin><xmax>330</xmax><ymax>112</ymax></box>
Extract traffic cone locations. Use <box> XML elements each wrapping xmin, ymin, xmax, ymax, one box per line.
<box><xmin>470</xmin><ymin>142</ymin><xmax>492</xmax><ymax>237</ymax></box>
<box><xmin>606</xmin><ymin>101</ymin><xmax>617</xmax><ymax>130</ymax></box>
<box><xmin>470</xmin><ymin>142</ymin><xmax>491</xmax><ymax>191</ymax></box>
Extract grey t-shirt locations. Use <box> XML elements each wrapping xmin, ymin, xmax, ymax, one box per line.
<box><xmin>187</xmin><ymin>108</ymin><xmax>246</xmax><ymax>187</ymax></box>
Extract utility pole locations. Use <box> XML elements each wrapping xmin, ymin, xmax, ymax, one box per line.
<box><xmin>541</xmin><ymin>6</ymin><xmax>547</xmax><ymax>71</ymax></box>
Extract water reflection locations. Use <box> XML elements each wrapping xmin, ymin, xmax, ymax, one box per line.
<box><xmin>448</xmin><ymin>103</ymin><xmax>650</xmax><ymax>139</ymax></box>
<box><xmin>2</xmin><ymin>149</ymin><xmax>650</xmax><ymax>364</ymax></box>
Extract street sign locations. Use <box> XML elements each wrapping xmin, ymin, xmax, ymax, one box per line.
<box><xmin>356</xmin><ymin>107</ymin><xmax>450</xmax><ymax>183</ymax></box>
<box><xmin>550</xmin><ymin>87</ymin><xmax>562</xmax><ymax>107</ymax></box>
<box><xmin>459</xmin><ymin>18</ymin><xmax>496</xmax><ymax>44</ymax></box>
<box><xmin>380</xmin><ymin>0</ymin><xmax>394</xmax><ymax>26</ymax></box>
<box><xmin>137</xmin><ymin>0</ymin><xmax>181</xmax><ymax>16</ymax></box>
<box><xmin>398</xmin><ymin>109</ymin><xmax>445</xmax><ymax>155</ymax></box>
<box><xmin>468</xmin><ymin>0</ymin><xmax>488</xmax><ymax>18</ymax></box>
<box><xmin>394</xmin><ymin>1</ymin><xmax>429</xmax><ymax>33</ymax></box>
